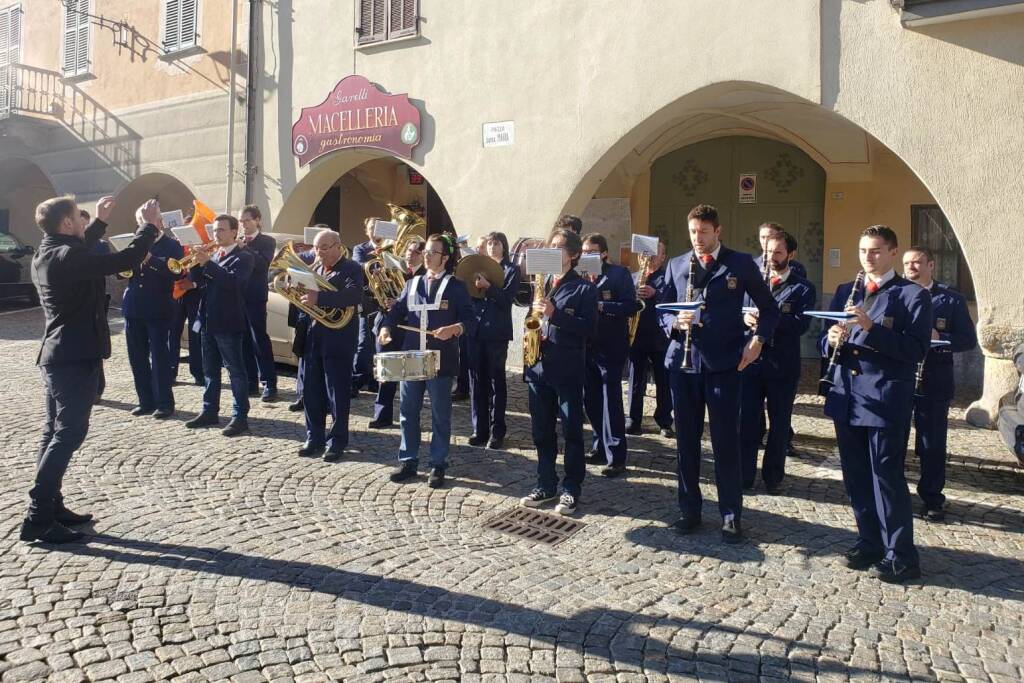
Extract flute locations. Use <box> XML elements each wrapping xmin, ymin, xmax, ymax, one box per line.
<box><xmin>819</xmin><ymin>270</ymin><xmax>865</xmax><ymax>393</ymax></box>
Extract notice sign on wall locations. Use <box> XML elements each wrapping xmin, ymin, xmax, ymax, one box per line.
<box><xmin>291</xmin><ymin>75</ymin><xmax>421</xmax><ymax>166</ymax></box>
<box><xmin>483</xmin><ymin>121</ymin><xmax>515</xmax><ymax>148</ymax></box>
<box><xmin>738</xmin><ymin>173</ymin><xmax>757</xmax><ymax>204</ymax></box>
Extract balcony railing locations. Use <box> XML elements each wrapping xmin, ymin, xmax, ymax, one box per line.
<box><xmin>0</xmin><ymin>63</ymin><xmax>140</xmax><ymax>179</ymax></box>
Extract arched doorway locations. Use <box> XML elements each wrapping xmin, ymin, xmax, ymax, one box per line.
<box><xmin>567</xmin><ymin>82</ymin><xmax>980</xmax><ymax>392</ymax></box>
<box><xmin>276</xmin><ymin>153</ymin><xmax>454</xmax><ymax>247</ymax></box>
<box><xmin>110</xmin><ymin>172</ymin><xmax>196</xmax><ymax>234</ymax></box>
<box><xmin>0</xmin><ymin>157</ymin><xmax>57</xmax><ymax>248</ymax></box>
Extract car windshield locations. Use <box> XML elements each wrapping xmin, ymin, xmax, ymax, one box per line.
<box><xmin>0</xmin><ymin>234</ymin><xmax>21</xmax><ymax>252</ymax></box>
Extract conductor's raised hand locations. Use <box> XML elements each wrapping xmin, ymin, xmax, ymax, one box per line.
<box><xmin>95</xmin><ymin>196</ymin><xmax>116</xmax><ymax>223</ymax></box>
<box><xmin>139</xmin><ymin>199</ymin><xmax>161</xmax><ymax>226</ymax></box>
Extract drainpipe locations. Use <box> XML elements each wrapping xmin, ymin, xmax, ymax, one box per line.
<box><xmin>225</xmin><ymin>0</ymin><xmax>239</xmax><ymax>213</ymax></box>
<box><xmin>243</xmin><ymin>0</ymin><xmax>260</xmax><ymax>205</ymax></box>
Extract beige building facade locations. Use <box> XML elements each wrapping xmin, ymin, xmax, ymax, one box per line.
<box><xmin>253</xmin><ymin>0</ymin><xmax>1024</xmax><ymax>428</ymax></box>
<box><xmin>3</xmin><ymin>0</ymin><xmax>1023</xmax><ymax>429</ymax></box>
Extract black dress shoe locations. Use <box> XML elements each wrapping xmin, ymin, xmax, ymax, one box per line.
<box><xmin>427</xmin><ymin>467</ymin><xmax>445</xmax><ymax>488</ymax></box>
<box><xmin>600</xmin><ymin>464</ymin><xmax>627</xmax><ymax>478</ymax></box>
<box><xmin>221</xmin><ymin>418</ymin><xmax>249</xmax><ymax>437</ymax></box>
<box><xmin>721</xmin><ymin>517</ymin><xmax>743</xmax><ymax>544</ymax></box>
<box><xmin>288</xmin><ymin>399</ymin><xmax>304</xmax><ymax>412</ymax></box>
<box><xmin>587</xmin><ymin>449</ymin><xmax>605</xmax><ymax>464</ymax></box>
<box><xmin>261</xmin><ymin>387</ymin><xmax>278</xmax><ymax>403</ymax></box>
<box><xmin>323</xmin><ymin>449</ymin><xmax>344</xmax><ymax>462</ymax></box>
<box><xmin>487</xmin><ymin>436</ymin><xmax>504</xmax><ymax>449</ymax></box>
<box><xmin>185</xmin><ymin>413</ymin><xmax>219</xmax><ymax>429</ymax></box>
<box><xmin>389</xmin><ymin>462</ymin><xmax>418</xmax><ymax>482</ymax></box>
<box><xmin>845</xmin><ymin>546</ymin><xmax>884</xmax><ymax>570</ymax></box>
<box><xmin>130</xmin><ymin>406</ymin><xmax>155</xmax><ymax>417</ymax></box>
<box><xmin>152</xmin><ymin>407</ymin><xmax>175</xmax><ymax>420</ymax></box>
<box><xmin>871</xmin><ymin>559</ymin><xmax>922</xmax><ymax>584</ymax></box>
<box><xmin>55</xmin><ymin>507</ymin><xmax>93</xmax><ymax>526</ymax></box>
<box><xmin>625</xmin><ymin>424</ymin><xmax>642</xmax><ymax>436</ymax></box>
<box><xmin>368</xmin><ymin>418</ymin><xmax>393</xmax><ymax>429</ymax></box>
<box><xmin>248</xmin><ymin>386</ymin><xmax>261</xmax><ymax>398</ymax></box>
<box><xmin>20</xmin><ymin>520</ymin><xmax>84</xmax><ymax>544</ymax></box>
<box><xmin>298</xmin><ymin>442</ymin><xmax>325</xmax><ymax>457</ymax></box>
<box><xmin>922</xmin><ymin>506</ymin><xmax>946</xmax><ymax>522</ymax></box>
<box><xmin>764</xmin><ymin>481</ymin><xmax>782</xmax><ymax>496</ymax></box>
<box><xmin>659</xmin><ymin>427</ymin><xmax>675</xmax><ymax>439</ymax></box>
<box><xmin>468</xmin><ymin>434</ymin><xmax>488</xmax><ymax>447</ymax></box>
<box><xmin>673</xmin><ymin>514</ymin><xmax>701</xmax><ymax>534</ymax></box>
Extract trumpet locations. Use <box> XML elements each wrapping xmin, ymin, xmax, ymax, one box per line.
<box><xmin>627</xmin><ymin>252</ymin><xmax>652</xmax><ymax>346</ymax></box>
<box><xmin>269</xmin><ymin>241</ymin><xmax>355</xmax><ymax>329</ymax></box>
<box><xmin>166</xmin><ymin>241</ymin><xmax>218</xmax><ymax>276</ymax></box>
<box><xmin>819</xmin><ymin>270</ymin><xmax>865</xmax><ymax>393</ymax></box>
<box><xmin>522</xmin><ymin>273</ymin><xmax>546</xmax><ymax>368</ymax></box>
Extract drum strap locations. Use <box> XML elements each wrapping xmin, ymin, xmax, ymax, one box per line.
<box><xmin>408</xmin><ymin>274</ymin><xmax>452</xmax><ymax>351</ymax></box>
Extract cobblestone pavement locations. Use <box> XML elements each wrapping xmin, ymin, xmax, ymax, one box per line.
<box><xmin>1</xmin><ymin>307</ymin><xmax>1022</xmax><ymax>683</ymax></box>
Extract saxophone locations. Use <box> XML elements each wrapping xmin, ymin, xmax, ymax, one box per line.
<box><xmin>627</xmin><ymin>252</ymin><xmax>652</xmax><ymax>346</ymax></box>
<box><xmin>523</xmin><ymin>273</ymin><xmax>546</xmax><ymax>368</ymax></box>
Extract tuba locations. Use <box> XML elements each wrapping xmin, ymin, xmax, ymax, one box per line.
<box><xmin>363</xmin><ymin>203</ymin><xmax>427</xmax><ymax>308</ymax></box>
<box><xmin>268</xmin><ymin>241</ymin><xmax>355</xmax><ymax>330</ymax></box>
<box><xmin>522</xmin><ymin>273</ymin><xmax>546</xmax><ymax>368</ymax></box>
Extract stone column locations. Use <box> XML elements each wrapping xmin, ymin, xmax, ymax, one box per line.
<box><xmin>965</xmin><ymin>317</ymin><xmax>1024</xmax><ymax>428</ymax></box>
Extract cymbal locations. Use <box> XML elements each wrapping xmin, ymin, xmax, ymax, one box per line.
<box><xmin>455</xmin><ymin>254</ymin><xmax>505</xmax><ymax>298</ymax></box>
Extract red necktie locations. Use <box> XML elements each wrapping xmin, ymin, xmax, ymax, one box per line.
<box><xmin>770</xmin><ymin>276</ymin><xmax>782</xmax><ymax>288</ymax></box>
<box><xmin>865</xmin><ymin>280</ymin><xmax>879</xmax><ymax>295</ymax></box>
<box><xmin>551</xmin><ymin>276</ymin><xmax>561</xmax><ymax>289</ymax></box>
<box><xmin>700</xmin><ymin>254</ymin><xmax>714</xmax><ymax>266</ymax></box>
<box><xmin>217</xmin><ymin>249</ymin><xmax>226</xmax><ymax>260</ymax></box>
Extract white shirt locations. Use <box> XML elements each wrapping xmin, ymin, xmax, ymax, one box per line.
<box><xmin>217</xmin><ymin>243</ymin><xmax>238</xmax><ymax>258</ymax></box>
<box><xmin>867</xmin><ymin>269</ymin><xmax>896</xmax><ymax>287</ymax></box>
<box><xmin>772</xmin><ymin>267</ymin><xmax>791</xmax><ymax>285</ymax></box>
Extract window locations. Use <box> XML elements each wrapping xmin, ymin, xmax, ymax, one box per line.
<box><xmin>61</xmin><ymin>0</ymin><xmax>90</xmax><ymax>77</ymax></box>
<box><xmin>0</xmin><ymin>3</ymin><xmax>22</xmax><ymax>116</ymax></box>
<box><xmin>911</xmin><ymin>204</ymin><xmax>975</xmax><ymax>301</ymax></box>
<box><xmin>356</xmin><ymin>0</ymin><xmax>418</xmax><ymax>46</ymax></box>
<box><xmin>162</xmin><ymin>0</ymin><xmax>199</xmax><ymax>54</ymax></box>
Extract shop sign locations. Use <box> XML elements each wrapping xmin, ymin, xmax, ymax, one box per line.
<box><xmin>291</xmin><ymin>75</ymin><xmax>421</xmax><ymax>166</ymax></box>
<box><xmin>738</xmin><ymin>173</ymin><xmax>757</xmax><ymax>204</ymax></box>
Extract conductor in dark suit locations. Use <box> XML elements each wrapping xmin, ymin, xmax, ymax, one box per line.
<box><xmin>660</xmin><ymin>204</ymin><xmax>780</xmax><ymax>543</ymax></box>
<box><xmin>185</xmin><ymin>215</ymin><xmax>255</xmax><ymax>437</ymax></box>
<box><xmin>239</xmin><ymin>205</ymin><xmax>278</xmax><ymax>401</ymax></box>
<box><xmin>23</xmin><ymin>196</ymin><xmax>160</xmax><ymax>544</ymax></box>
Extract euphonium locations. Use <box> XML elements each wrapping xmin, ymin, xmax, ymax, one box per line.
<box><xmin>268</xmin><ymin>241</ymin><xmax>355</xmax><ymax>330</ymax></box>
<box><xmin>522</xmin><ymin>273</ymin><xmax>546</xmax><ymax>368</ymax></box>
<box><xmin>362</xmin><ymin>203</ymin><xmax>427</xmax><ymax>308</ymax></box>
<box><xmin>627</xmin><ymin>252</ymin><xmax>652</xmax><ymax>346</ymax></box>
<box><xmin>167</xmin><ymin>241</ymin><xmax>218</xmax><ymax>276</ymax></box>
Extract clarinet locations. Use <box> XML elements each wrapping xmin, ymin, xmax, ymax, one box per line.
<box><xmin>680</xmin><ymin>252</ymin><xmax>699</xmax><ymax>370</ymax></box>
<box><xmin>914</xmin><ymin>351</ymin><xmax>928</xmax><ymax>397</ymax></box>
<box><xmin>762</xmin><ymin>248</ymin><xmax>770</xmax><ymax>286</ymax></box>
<box><xmin>819</xmin><ymin>270</ymin><xmax>865</xmax><ymax>393</ymax></box>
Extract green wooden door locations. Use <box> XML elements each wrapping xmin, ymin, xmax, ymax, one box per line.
<box><xmin>650</xmin><ymin>136</ymin><xmax>826</xmax><ymax>356</ymax></box>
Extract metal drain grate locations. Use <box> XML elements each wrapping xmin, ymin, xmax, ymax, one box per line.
<box><xmin>482</xmin><ymin>507</ymin><xmax>585</xmax><ymax>546</ymax></box>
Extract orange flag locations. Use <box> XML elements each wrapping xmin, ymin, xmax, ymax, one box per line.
<box><xmin>173</xmin><ymin>199</ymin><xmax>218</xmax><ymax>299</ymax></box>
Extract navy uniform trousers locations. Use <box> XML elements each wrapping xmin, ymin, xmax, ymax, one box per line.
<box><xmin>911</xmin><ymin>395</ymin><xmax>950</xmax><ymax>509</ymax></box>
<box><xmin>529</xmin><ymin>378</ymin><xmax>587</xmax><ymax>497</ymax></box>
<box><xmin>584</xmin><ymin>358</ymin><xmax>628</xmax><ymax>465</ymax></box>
<box><xmin>740</xmin><ymin>367</ymin><xmax>798</xmax><ymax>488</ymax></box>
<box><xmin>125</xmin><ymin>318</ymin><xmax>175</xmax><ymax>411</ymax></box>
<box><xmin>302</xmin><ymin>341</ymin><xmax>354</xmax><ymax>451</ymax></box>
<box><xmin>626</xmin><ymin>342</ymin><xmax>672</xmax><ymax>431</ymax></box>
<box><xmin>671</xmin><ymin>368</ymin><xmax>743</xmax><ymax>520</ymax></box>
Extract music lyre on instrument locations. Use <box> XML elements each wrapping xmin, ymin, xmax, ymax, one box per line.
<box><xmin>818</xmin><ymin>271</ymin><xmax>865</xmax><ymax>393</ymax></box>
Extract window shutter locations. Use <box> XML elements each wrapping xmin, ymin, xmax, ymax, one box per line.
<box><xmin>0</xmin><ymin>8</ymin><xmax>12</xmax><ymax>117</ymax></box>
<box><xmin>62</xmin><ymin>0</ymin><xmax>89</xmax><ymax>76</ymax></box>
<box><xmin>179</xmin><ymin>0</ymin><xmax>198</xmax><ymax>49</ymax></box>
<box><xmin>357</xmin><ymin>0</ymin><xmax>386</xmax><ymax>45</ymax></box>
<box><xmin>163</xmin><ymin>0</ymin><xmax>180</xmax><ymax>51</ymax></box>
<box><xmin>388</xmin><ymin>0</ymin><xmax>418</xmax><ymax>39</ymax></box>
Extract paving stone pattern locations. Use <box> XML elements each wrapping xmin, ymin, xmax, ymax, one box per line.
<box><xmin>1</xmin><ymin>308</ymin><xmax>1022</xmax><ymax>682</ymax></box>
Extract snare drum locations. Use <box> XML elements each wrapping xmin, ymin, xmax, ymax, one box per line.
<box><xmin>374</xmin><ymin>350</ymin><xmax>439</xmax><ymax>382</ymax></box>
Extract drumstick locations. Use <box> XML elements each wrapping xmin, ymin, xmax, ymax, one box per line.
<box><xmin>397</xmin><ymin>324</ymin><xmax>439</xmax><ymax>337</ymax></box>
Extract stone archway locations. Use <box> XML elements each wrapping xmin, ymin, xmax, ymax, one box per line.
<box><xmin>560</xmin><ymin>81</ymin><xmax>1001</xmax><ymax>423</ymax></box>
<box><xmin>0</xmin><ymin>157</ymin><xmax>58</xmax><ymax>248</ymax></box>
<box><xmin>110</xmin><ymin>172</ymin><xmax>197</xmax><ymax>234</ymax></box>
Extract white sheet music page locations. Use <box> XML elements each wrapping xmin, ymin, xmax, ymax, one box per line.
<box><xmin>525</xmin><ymin>248</ymin><xmax>563</xmax><ymax>275</ymax></box>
